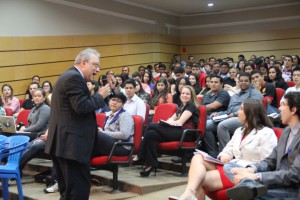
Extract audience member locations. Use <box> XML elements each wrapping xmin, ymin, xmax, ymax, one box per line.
<box><xmin>191</xmin><ymin>64</ymin><xmax>206</xmax><ymax>88</ymax></box>
<box><xmin>138</xmin><ymin>65</ymin><xmax>146</xmax><ymax>77</ymax></box>
<box><xmin>173</xmin><ymin>77</ymin><xmax>191</xmax><ymax>107</ymax></box>
<box><xmin>173</xmin><ymin>99</ymin><xmax>277</xmax><ymax>200</ymax></box>
<box><xmin>236</xmin><ymin>60</ymin><xmax>246</xmax><ymax>71</ymax></box>
<box><xmin>133</xmin><ymin>85</ymin><xmax>199</xmax><ymax>177</ymax></box>
<box><xmin>292</xmin><ymin>54</ymin><xmax>300</xmax><ymax>67</ymax></box>
<box><xmin>135</xmin><ymin>79</ymin><xmax>149</xmax><ymax>104</ymax></box>
<box><xmin>87</xmin><ymin>80</ymin><xmax>98</xmax><ymax>96</ymax></box>
<box><xmin>132</xmin><ymin>72</ymin><xmax>150</xmax><ymax>94</ymax></box>
<box><xmin>198</xmin><ymin>76</ymin><xmax>211</xmax><ymax>97</ymax></box>
<box><xmin>280</xmin><ymin>67</ymin><xmax>300</xmax><ymax>103</ymax></box>
<box><xmin>1</xmin><ymin>84</ymin><xmax>20</xmax><ymax>115</ymax></box>
<box><xmin>174</xmin><ymin>54</ymin><xmax>186</xmax><ymax>69</ymax></box>
<box><xmin>267</xmin><ymin>66</ymin><xmax>289</xmax><ymax>90</ymax></box>
<box><xmin>142</xmin><ymin>71</ymin><xmax>155</xmax><ymax>90</ymax></box>
<box><xmin>282</xmin><ymin>55</ymin><xmax>293</xmax><ymax>81</ymax></box>
<box><xmin>259</xmin><ymin>63</ymin><xmax>269</xmax><ymax>80</ymax></box>
<box><xmin>202</xmin><ymin>75</ymin><xmax>230</xmax><ymax>116</ymax></box>
<box><xmin>212</xmin><ymin>63</ymin><xmax>221</xmax><ymax>75</ymax></box>
<box><xmin>185</xmin><ymin>64</ymin><xmax>192</xmax><ymax>76</ymax></box>
<box><xmin>42</xmin><ymin>81</ymin><xmax>53</xmax><ymax>106</ymax></box>
<box><xmin>204</xmin><ymin>72</ymin><xmax>263</xmax><ymax>158</ymax></box>
<box><xmin>220</xmin><ymin>62</ymin><xmax>230</xmax><ymax>79</ymax></box>
<box><xmin>13</xmin><ymin>82</ymin><xmax>39</xmax><ymax>118</ymax></box>
<box><xmin>121</xmin><ymin>66</ymin><xmax>130</xmax><ymax>76</ymax></box>
<box><xmin>245</xmin><ymin>62</ymin><xmax>255</xmax><ymax>74</ymax></box>
<box><xmin>188</xmin><ymin>73</ymin><xmax>202</xmax><ymax>94</ymax></box>
<box><xmin>226</xmin><ymin>92</ymin><xmax>300</xmax><ymax>200</ymax></box>
<box><xmin>123</xmin><ymin>79</ymin><xmax>146</xmax><ymax>121</ymax></box>
<box><xmin>223</xmin><ymin>68</ymin><xmax>240</xmax><ymax>96</ymax></box>
<box><xmin>93</xmin><ymin>92</ymin><xmax>134</xmax><ymax>157</ymax></box>
<box><xmin>251</xmin><ymin>70</ymin><xmax>278</xmax><ymax>114</ymax></box>
<box><xmin>114</xmin><ymin>74</ymin><xmax>125</xmax><ymax>94</ymax></box>
<box><xmin>203</xmin><ymin>63</ymin><xmax>212</xmax><ymax>75</ymax></box>
<box><xmin>24</xmin><ymin>75</ymin><xmax>40</xmax><ymax>99</ymax></box>
<box><xmin>148</xmin><ymin>78</ymin><xmax>172</xmax><ymax>116</ymax></box>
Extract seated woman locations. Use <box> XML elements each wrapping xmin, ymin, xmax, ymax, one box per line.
<box><xmin>142</xmin><ymin>71</ymin><xmax>155</xmax><ymax>90</ymax></box>
<box><xmin>42</xmin><ymin>81</ymin><xmax>53</xmax><ymax>105</ymax></box>
<box><xmin>133</xmin><ymin>85</ymin><xmax>199</xmax><ymax>177</ymax></box>
<box><xmin>19</xmin><ymin>88</ymin><xmax>51</xmax><ymax>135</ymax></box>
<box><xmin>148</xmin><ymin>77</ymin><xmax>172</xmax><ymax>116</ymax></box>
<box><xmin>19</xmin><ymin>89</ymin><xmax>51</xmax><ymax>170</ymax></box>
<box><xmin>173</xmin><ymin>77</ymin><xmax>191</xmax><ymax>107</ymax></box>
<box><xmin>188</xmin><ymin>73</ymin><xmax>202</xmax><ymax>95</ymax></box>
<box><xmin>1</xmin><ymin>84</ymin><xmax>20</xmax><ymax>115</ymax></box>
<box><xmin>172</xmin><ymin>99</ymin><xmax>277</xmax><ymax>200</ymax></box>
<box><xmin>197</xmin><ymin>76</ymin><xmax>211</xmax><ymax>98</ymax></box>
<box><xmin>92</xmin><ymin>92</ymin><xmax>134</xmax><ymax>156</ymax></box>
<box><xmin>267</xmin><ymin>66</ymin><xmax>289</xmax><ymax>90</ymax></box>
<box><xmin>135</xmin><ymin>79</ymin><xmax>150</xmax><ymax>104</ymax></box>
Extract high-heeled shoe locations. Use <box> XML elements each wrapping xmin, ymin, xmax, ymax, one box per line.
<box><xmin>140</xmin><ymin>166</ymin><xmax>157</xmax><ymax>177</ymax></box>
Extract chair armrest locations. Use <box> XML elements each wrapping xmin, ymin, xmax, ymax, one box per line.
<box><xmin>108</xmin><ymin>142</ymin><xmax>135</xmax><ymax>164</ymax></box>
<box><xmin>178</xmin><ymin>129</ymin><xmax>202</xmax><ymax>149</ymax></box>
<box><xmin>0</xmin><ymin>142</ymin><xmax>29</xmax><ymax>159</ymax></box>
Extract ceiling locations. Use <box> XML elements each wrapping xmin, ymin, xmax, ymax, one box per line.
<box><xmin>114</xmin><ymin>0</ymin><xmax>300</xmax><ymax>16</ymax></box>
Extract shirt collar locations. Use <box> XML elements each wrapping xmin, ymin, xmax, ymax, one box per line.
<box><xmin>73</xmin><ymin>66</ymin><xmax>84</xmax><ymax>79</ymax></box>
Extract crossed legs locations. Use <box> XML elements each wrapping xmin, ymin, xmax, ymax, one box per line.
<box><xmin>179</xmin><ymin>155</ymin><xmax>223</xmax><ymax>200</ymax></box>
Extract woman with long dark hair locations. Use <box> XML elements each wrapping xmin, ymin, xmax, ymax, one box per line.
<box><xmin>267</xmin><ymin>66</ymin><xmax>289</xmax><ymax>90</ymax></box>
<box><xmin>172</xmin><ymin>99</ymin><xmax>277</xmax><ymax>200</ymax></box>
<box><xmin>173</xmin><ymin>77</ymin><xmax>191</xmax><ymax>107</ymax></box>
<box><xmin>188</xmin><ymin>73</ymin><xmax>202</xmax><ymax>94</ymax></box>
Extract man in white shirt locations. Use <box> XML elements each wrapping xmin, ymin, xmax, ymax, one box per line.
<box><xmin>281</xmin><ymin>67</ymin><xmax>300</xmax><ymax>104</ymax></box>
<box><xmin>123</xmin><ymin>79</ymin><xmax>146</xmax><ymax>121</ymax></box>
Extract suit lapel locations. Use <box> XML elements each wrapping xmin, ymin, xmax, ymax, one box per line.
<box><xmin>277</xmin><ymin>127</ymin><xmax>291</xmax><ymax>159</ymax></box>
<box><xmin>287</xmin><ymin>128</ymin><xmax>300</xmax><ymax>152</ymax></box>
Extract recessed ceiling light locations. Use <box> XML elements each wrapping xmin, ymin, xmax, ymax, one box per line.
<box><xmin>208</xmin><ymin>3</ymin><xmax>214</xmax><ymax>7</ymax></box>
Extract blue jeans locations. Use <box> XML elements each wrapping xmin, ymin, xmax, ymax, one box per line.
<box><xmin>20</xmin><ymin>138</ymin><xmax>45</xmax><ymax>171</ymax></box>
<box><xmin>223</xmin><ymin>161</ymin><xmax>244</xmax><ymax>182</ymax></box>
<box><xmin>267</xmin><ymin>105</ymin><xmax>280</xmax><ymax>114</ymax></box>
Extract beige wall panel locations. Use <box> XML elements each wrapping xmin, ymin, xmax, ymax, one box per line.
<box><xmin>0</xmin><ymin>62</ymin><xmax>72</xmax><ymax>83</ymax></box>
<box><xmin>180</xmin><ymin>28</ymin><xmax>300</xmax><ymax>45</ymax></box>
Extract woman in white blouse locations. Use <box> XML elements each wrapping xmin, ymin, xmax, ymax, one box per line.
<box><xmin>172</xmin><ymin>99</ymin><xmax>277</xmax><ymax>200</ymax></box>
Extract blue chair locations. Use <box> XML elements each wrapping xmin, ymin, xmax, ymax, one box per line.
<box><xmin>0</xmin><ymin>135</ymin><xmax>29</xmax><ymax>200</ymax></box>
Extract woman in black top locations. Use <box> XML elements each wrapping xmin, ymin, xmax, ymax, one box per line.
<box><xmin>172</xmin><ymin>77</ymin><xmax>191</xmax><ymax>107</ymax></box>
<box><xmin>267</xmin><ymin>66</ymin><xmax>289</xmax><ymax>90</ymax></box>
<box><xmin>133</xmin><ymin>85</ymin><xmax>199</xmax><ymax>177</ymax></box>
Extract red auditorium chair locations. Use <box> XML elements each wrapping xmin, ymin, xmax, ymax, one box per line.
<box><xmin>275</xmin><ymin>88</ymin><xmax>285</xmax><ymax>108</ymax></box>
<box><xmin>197</xmin><ymin>96</ymin><xmax>203</xmax><ymax>104</ymax></box>
<box><xmin>144</xmin><ymin>103</ymin><xmax>149</xmax><ymax>127</ymax></box>
<box><xmin>157</xmin><ymin>105</ymin><xmax>206</xmax><ymax>175</ymax></box>
<box><xmin>19</xmin><ymin>99</ymin><xmax>25</xmax><ymax>108</ymax></box>
<box><xmin>151</xmin><ymin>103</ymin><xmax>178</xmax><ymax>123</ymax></box>
<box><xmin>286</xmin><ymin>81</ymin><xmax>295</xmax><ymax>87</ymax></box>
<box><xmin>15</xmin><ymin>110</ymin><xmax>30</xmax><ymax>126</ymax></box>
<box><xmin>90</xmin><ymin>114</ymin><xmax>143</xmax><ymax>192</ymax></box>
<box><xmin>205</xmin><ymin>127</ymin><xmax>283</xmax><ymax>200</ymax></box>
<box><xmin>262</xmin><ymin>97</ymin><xmax>268</xmax><ymax>110</ymax></box>
<box><xmin>4</xmin><ymin>108</ymin><xmax>13</xmax><ymax>116</ymax></box>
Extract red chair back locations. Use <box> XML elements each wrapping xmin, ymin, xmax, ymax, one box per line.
<box><xmin>16</xmin><ymin>110</ymin><xmax>30</xmax><ymax>126</ymax></box>
<box><xmin>273</xmin><ymin>127</ymin><xmax>283</xmax><ymax>141</ymax></box>
<box><xmin>152</xmin><ymin>103</ymin><xmax>178</xmax><ymax>123</ymax></box>
<box><xmin>96</xmin><ymin>113</ymin><xmax>106</xmax><ymax>128</ymax></box>
<box><xmin>197</xmin><ymin>96</ymin><xmax>203</xmax><ymax>104</ymax></box>
<box><xmin>19</xmin><ymin>99</ymin><xmax>25</xmax><ymax>108</ymax></box>
<box><xmin>275</xmin><ymin>88</ymin><xmax>285</xmax><ymax>108</ymax></box>
<box><xmin>4</xmin><ymin>108</ymin><xmax>13</xmax><ymax>116</ymax></box>
<box><xmin>286</xmin><ymin>81</ymin><xmax>295</xmax><ymax>87</ymax></box>
<box><xmin>197</xmin><ymin>105</ymin><xmax>207</xmax><ymax>138</ymax></box>
<box><xmin>262</xmin><ymin>97</ymin><xmax>268</xmax><ymax>110</ymax></box>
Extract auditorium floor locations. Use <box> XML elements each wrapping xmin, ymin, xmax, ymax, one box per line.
<box><xmin>6</xmin><ymin>156</ymin><xmax>212</xmax><ymax>200</ymax></box>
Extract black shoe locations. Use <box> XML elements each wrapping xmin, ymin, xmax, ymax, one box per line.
<box><xmin>171</xmin><ymin>156</ymin><xmax>182</xmax><ymax>163</ymax></box>
<box><xmin>140</xmin><ymin>166</ymin><xmax>157</xmax><ymax>177</ymax></box>
<box><xmin>226</xmin><ymin>180</ymin><xmax>267</xmax><ymax>200</ymax></box>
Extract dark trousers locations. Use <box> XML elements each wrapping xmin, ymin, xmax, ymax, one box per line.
<box><xmin>52</xmin><ymin>156</ymin><xmax>91</xmax><ymax>200</ymax></box>
<box><xmin>138</xmin><ymin>122</ymin><xmax>187</xmax><ymax>167</ymax></box>
<box><xmin>92</xmin><ymin>132</ymin><xmax>130</xmax><ymax>156</ymax></box>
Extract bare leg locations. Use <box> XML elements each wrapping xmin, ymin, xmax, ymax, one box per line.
<box><xmin>179</xmin><ymin>155</ymin><xmax>223</xmax><ymax>200</ymax></box>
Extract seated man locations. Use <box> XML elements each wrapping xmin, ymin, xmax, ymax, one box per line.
<box><xmin>202</xmin><ymin>74</ymin><xmax>230</xmax><ymax>116</ymax></box>
<box><xmin>13</xmin><ymin>82</ymin><xmax>39</xmax><ymax>118</ymax></box>
<box><xmin>281</xmin><ymin>66</ymin><xmax>300</xmax><ymax>104</ymax></box>
<box><xmin>204</xmin><ymin>72</ymin><xmax>263</xmax><ymax>158</ymax></box>
<box><xmin>251</xmin><ymin>70</ymin><xmax>277</xmax><ymax>114</ymax></box>
<box><xmin>123</xmin><ymin>79</ymin><xmax>146</xmax><ymax>121</ymax></box>
<box><xmin>226</xmin><ymin>92</ymin><xmax>300</xmax><ymax>200</ymax></box>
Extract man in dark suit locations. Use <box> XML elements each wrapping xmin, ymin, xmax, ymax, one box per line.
<box><xmin>45</xmin><ymin>48</ymin><xmax>110</xmax><ymax>200</ymax></box>
<box><xmin>225</xmin><ymin>92</ymin><xmax>300</xmax><ymax>200</ymax></box>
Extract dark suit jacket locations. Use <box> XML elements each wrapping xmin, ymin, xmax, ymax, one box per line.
<box><xmin>255</xmin><ymin>126</ymin><xmax>300</xmax><ymax>192</ymax></box>
<box><xmin>45</xmin><ymin>67</ymin><xmax>106</xmax><ymax>164</ymax></box>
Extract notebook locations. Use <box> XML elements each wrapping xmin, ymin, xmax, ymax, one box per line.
<box><xmin>0</xmin><ymin>116</ymin><xmax>30</xmax><ymax>134</ymax></box>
